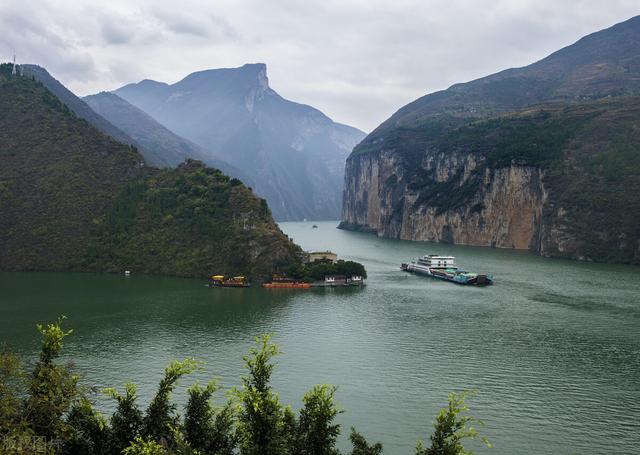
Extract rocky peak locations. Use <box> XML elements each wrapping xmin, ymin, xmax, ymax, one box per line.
<box><xmin>242</xmin><ymin>63</ymin><xmax>270</xmax><ymax>112</ymax></box>
<box><xmin>240</xmin><ymin>63</ymin><xmax>269</xmax><ymax>87</ymax></box>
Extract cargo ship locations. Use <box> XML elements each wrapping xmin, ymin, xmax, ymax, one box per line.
<box><xmin>208</xmin><ymin>275</ymin><xmax>250</xmax><ymax>288</ymax></box>
<box><xmin>401</xmin><ymin>255</ymin><xmax>493</xmax><ymax>286</ymax></box>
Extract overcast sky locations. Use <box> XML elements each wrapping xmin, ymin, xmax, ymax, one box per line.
<box><xmin>1</xmin><ymin>0</ymin><xmax>638</xmax><ymax>131</ymax></box>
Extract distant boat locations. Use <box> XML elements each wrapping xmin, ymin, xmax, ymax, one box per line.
<box><xmin>401</xmin><ymin>254</ymin><xmax>493</xmax><ymax>286</ymax></box>
<box><xmin>208</xmin><ymin>275</ymin><xmax>250</xmax><ymax>288</ymax></box>
<box><xmin>312</xmin><ymin>224</ymin><xmax>318</xmax><ymax>229</ymax></box>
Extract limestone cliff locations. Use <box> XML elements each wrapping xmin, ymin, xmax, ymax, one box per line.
<box><xmin>341</xmin><ymin>99</ymin><xmax>640</xmax><ymax>264</ymax></box>
<box><xmin>342</xmin><ymin>150</ymin><xmax>547</xmax><ymax>249</ymax></box>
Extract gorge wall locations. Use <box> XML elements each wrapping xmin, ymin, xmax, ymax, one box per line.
<box><xmin>340</xmin><ymin>16</ymin><xmax>640</xmax><ymax>264</ymax></box>
<box><xmin>340</xmin><ymin>98</ymin><xmax>640</xmax><ymax>264</ymax></box>
<box><xmin>341</xmin><ymin>150</ymin><xmax>548</xmax><ymax>250</ymax></box>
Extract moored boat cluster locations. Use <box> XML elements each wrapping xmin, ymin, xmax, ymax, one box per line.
<box><xmin>209</xmin><ymin>250</ymin><xmax>366</xmax><ymax>289</ymax></box>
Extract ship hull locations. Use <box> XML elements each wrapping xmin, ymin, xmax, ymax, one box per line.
<box><xmin>403</xmin><ymin>264</ymin><xmax>493</xmax><ymax>286</ymax></box>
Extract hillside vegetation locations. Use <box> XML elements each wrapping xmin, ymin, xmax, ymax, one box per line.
<box><xmin>0</xmin><ymin>63</ymin><xmax>301</xmax><ymax>278</ymax></box>
<box><xmin>342</xmin><ymin>15</ymin><xmax>640</xmax><ymax>264</ymax></box>
<box><xmin>83</xmin><ymin>160</ymin><xmax>301</xmax><ymax>279</ymax></box>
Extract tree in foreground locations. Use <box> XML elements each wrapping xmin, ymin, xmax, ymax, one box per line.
<box><xmin>296</xmin><ymin>384</ymin><xmax>342</xmax><ymax>455</ymax></box>
<box><xmin>24</xmin><ymin>317</ymin><xmax>81</xmax><ymax>441</ymax></box>
<box><xmin>415</xmin><ymin>391</ymin><xmax>491</xmax><ymax>455</ymax></box>
<box><xmin>123</xmin><ymin>436</ymin><xmax>166</xmax><ymax>455</ymax></box>
<box><xmin>183</xmin><ymin>380</ymin><xmax>237</xmax><ymax>455</ymax></box>
<box><xmin>105</xmin><ymin>382</ymin><xmax>144</xmax><ymax>454</ymax></box>
<box><xmin>349</xmin><ymin>428</ymin><xmax>384</xmax><ymax>455</ymax></box>
<box><xmin>235</xmin><ymin>334</ymin><xmax>289</xmax><ymax>455</ymax></box>
<box><xmin>0</xmin><ymin>348</ymin><xmax>24</xmax><ymax>435</ymax></box>
<box><xmin>142</xmin><ymin>358</ymin><xmax>199</xmax><ymax>447</ymax></box>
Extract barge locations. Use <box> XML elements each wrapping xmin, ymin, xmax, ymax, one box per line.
<box><xmin>401</xmin><ymin>255</ymin><xmax>493</xmax><ymax>286</ymax></box>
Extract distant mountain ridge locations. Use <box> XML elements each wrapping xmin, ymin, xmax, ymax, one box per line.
<box><xmin>22</xmin><ymin>65</ymin><xmax>136</xmax><ymax>147</ymax></box>
<box><xmin>83</xmin><ymin>91</ymin><xmax>248</xmax><ymax>181</ymax></box>
<box><xmin>341</xmin><ymin>15</ymin><xmax>640</xmax><ymax>264</ymax></box>
<box><xmin>357</xmin><ymin>15</ymin><xmax>640</xmax><ymax>151</ymax></box>
<box><xmin>114</xmin><ymin>63</ymin><xmax>366</xmax><ymax>221</ymax></box>
<box><xmin>22</xmin><ymin>65</ymin><xmax>240</xmax><ymax>177</ymax></box>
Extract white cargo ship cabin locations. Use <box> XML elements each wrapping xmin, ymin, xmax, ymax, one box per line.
<box><xmin>416</xmin><ymin>255</ymin><xmax>457</xmax><ymax>269</ymax></box>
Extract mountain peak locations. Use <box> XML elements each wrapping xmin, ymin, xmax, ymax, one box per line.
<box><xmin>138</xmin><ymin>79</ymin><xmax>169</xmax><ymax>87</ymax></box>
<box><xmin>241</xmin><ymin>63</ymin><xmax>269</xmax><ymax>90</ymax></box>
<box><xmin>175</xmin><ymin>63</ymin><xmax>270</xmax><ymax>93</ymax></box>
<box><xmin>240</xmin><ymin>62</ymin><xmax>267</xmax><ymax>72</ymax></box>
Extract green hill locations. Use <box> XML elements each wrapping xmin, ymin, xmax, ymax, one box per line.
<box><xmin>0</xmin><ymin>63</ymin><xmax>301</xmax><ymax>278</ymax></box>
<box><xmin>354</xmin><ymin>15</ymin><xmax>640</xmax><ymax>155</ymax></box>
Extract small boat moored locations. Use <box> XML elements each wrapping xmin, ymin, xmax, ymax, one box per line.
<box><xmin>208</xmin><ymin>275</ymin><xmax>251</xmax><ymax>288</ymax></box>
<box><xmin>401</xmin><ymin>254</ymin><xmax>493</xmax><ymax>286</ymax></box>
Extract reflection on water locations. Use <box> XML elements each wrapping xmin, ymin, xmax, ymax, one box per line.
<box><xmin>1</xmin><ymin>221</ymin><xmax>639</xmax><ymax>455</ymax></box>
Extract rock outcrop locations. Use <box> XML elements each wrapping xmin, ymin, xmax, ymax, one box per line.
<box><xmin>342</xmin><ymin>150</ymin><xmax>547</xmax><ymax>249</ymax></box>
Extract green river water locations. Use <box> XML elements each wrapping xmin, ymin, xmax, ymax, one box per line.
<box><xmin>1</xmin><ymin>221</ymin><xmax>639</xmax><ymax>454</ymax></box>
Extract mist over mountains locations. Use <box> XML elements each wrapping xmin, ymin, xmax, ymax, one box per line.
<box><xmin>23</xmin><ymin>62</ymin><xmax>364</xmax><ymax>221</ymax></box>
<box><xmin>113</xmin><ymin>63</ymin><xmax>366</xmax><ymax>221</ymax></box>
<box><xmin>22</xmin><ymin>65</ymin><xmax>241</xmax><ymax>179</ymax></box>
<box><xmin>83</xmin><ymin>91</ymin><xmax>247</xmax><ymax>181</ymax></box>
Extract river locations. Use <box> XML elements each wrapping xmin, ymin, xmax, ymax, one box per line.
<box><xmin>1</xmin><ymin>221</ymin><xmax>639</xmax><ymax>454</ymax></box>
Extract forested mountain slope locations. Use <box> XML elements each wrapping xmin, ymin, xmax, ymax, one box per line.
<box><xmin>0</xmin><ymin>63</ymin><xmax>301</xmax><ymax>277</ymax></box>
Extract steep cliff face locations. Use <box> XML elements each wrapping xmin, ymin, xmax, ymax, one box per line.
<box><xmin>341</xmin><ymin>98</ymin><xmax>640</xmax><ymax>264</ymax></box>
<box><xmin>341</xmin><ymin>150</ymin><xmax>548</xmax><ymax>250</ymax></box>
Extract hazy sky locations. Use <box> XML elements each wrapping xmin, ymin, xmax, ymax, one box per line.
<box><xmin>1</xmin><ymin>0</ymin><xmax>638</xmax><ymax>131</ymax></box>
